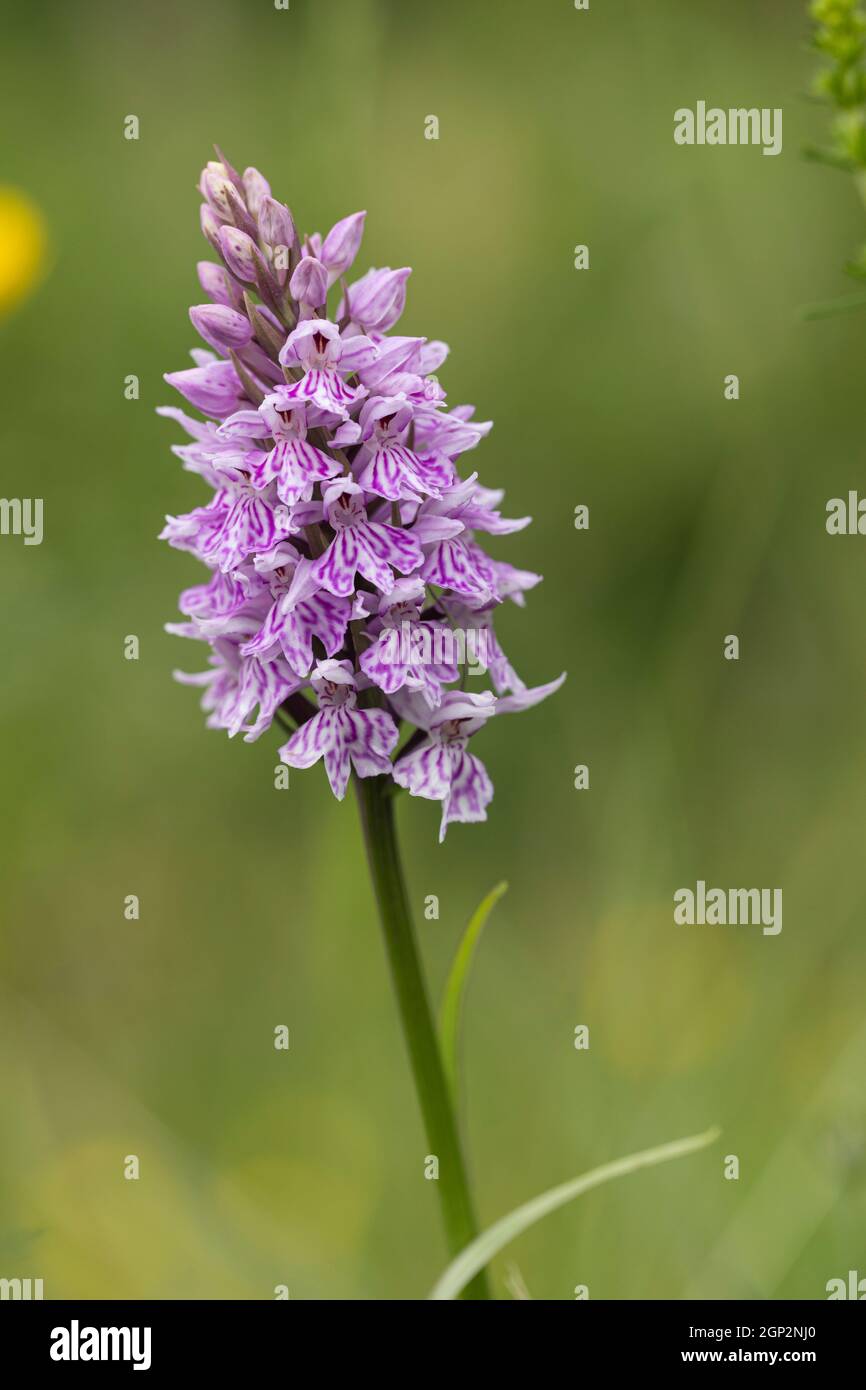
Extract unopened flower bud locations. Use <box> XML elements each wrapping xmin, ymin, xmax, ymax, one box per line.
<box><xmin>320</xmin><ymin>210</ymin><xmax>366</xmax><ymax>281</ymax></box>
<box><xmin>242</xmin><ymin>166</ymin><xmax>271</xmax><ymax>218</ymax></box>
<box><xmin>212</xmin><ymin>145</ymin><xmax>245</xmax><ymax>195</ymax></box>
<box><xmin>218</xmin><ymin>225</ymin><xmax>260</xmax><ymax>283</ymax></box>
<box><xmin>290</xmin><ymin>255</ymin><xmax>328</xmax><ymax>307</ymax></box>
<box><xmin>259</xmin><ymin>196</ymin><xmax>296</xmax><ymax>252</ymax></box>
<box><xmin>189</xmin><ymin>303</ymin><xmax>253</xmax><ymax>352</ymax></box>
<box><xmin>220</xmin><ymin>182</ymin><xmax>257</xmax><ymax>240</ymax></box>
<box><xmin>342</xmin><ymin>266</ymin><xmax>411</xmax><ymax>333</ymax></box>
<box><xmin>200</xmin><ymin>203</ymin><xmax>223</xmax><ymax>252</ymax></box>
<box><xmin>200</xmin><ymin>165</ymin><xmax>236</xmax><ymax>222</ymax></box>
<box><xmin>198</xmin><ymin>160</ymin><xmax>223</xmax><ymax>195</ymax></box>
<box><xmin>197</xmin><ymin>261</ymin><xmax>244</xmax><ymax>310</ymax></box>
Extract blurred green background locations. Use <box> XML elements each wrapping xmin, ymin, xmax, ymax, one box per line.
<box><xmin>1</xmin><ymin>0</ymin><xmax>865</xmax><ymax>1300</ymax></box>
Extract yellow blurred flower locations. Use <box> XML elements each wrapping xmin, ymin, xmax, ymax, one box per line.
<box><xmin>0</xmin><ymin>186</ymin><xmax>47</xmax><ymax>315</ymax></box>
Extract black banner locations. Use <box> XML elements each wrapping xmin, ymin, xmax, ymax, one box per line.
<box><xmin>1</xmin><ymin>1299</ymin><xmax>860</xmax><ymax>1373</ymax></box>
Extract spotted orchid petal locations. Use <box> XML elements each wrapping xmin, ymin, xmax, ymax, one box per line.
<box><xmin>279</xmin><ymin>661</ymin><xmax>398</xmax><ymax>799</ymax></box>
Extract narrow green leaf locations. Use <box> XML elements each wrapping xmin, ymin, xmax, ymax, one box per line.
<box><xmin>439</xmin><ymin>880</ymin><xmax>508</xmax><ymax>1097</ymax></box>
<box><xmin>428</xmin><ymin>1125</ymin><xmax>721</xmax><ymax>1301</ymax></box>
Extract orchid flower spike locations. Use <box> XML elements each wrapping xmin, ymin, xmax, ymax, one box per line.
<box><xmin>160</xmin><ymin>151</ymin><xmax>564</xmax><ymax>836</ymax></box>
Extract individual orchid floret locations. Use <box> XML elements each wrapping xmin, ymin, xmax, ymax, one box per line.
<box><xmin>176</xmin><ymin>636</ymin><xmax>301</xmax><ymax>742</ymax></box>
<box><xmin>311</xmin><ymin>479</ymin><xmax>424</xmax><ymax>597</ymax></box>
<box><xmin>164</xmin><ymin>352</ymin><xmax>247</xmax><ymax>420</ymax></box>
<box><xmin>160</xmin><ymin>499</ymin><xmax>232</xmax><ymax>561</ymax></box>
<box><xmin>258</xmin><ymin>195</ymin><xmax>295</xmax><ymax>250</ymax></box>
<box><xmin>416</xmin><ymin>340</ymin><xmax>450</xmax><ymax>374</ymax></box>
<box><xmin>197</xmin><ymin>261</ymin><xmax>245</xmax><ymax>310</ymax></box>
<box><xmin>241</xmin><ymin>554</ymin><xmax>352</xmax><ymax>676</ymax></box>
<box><xmin>189</xmin><ymin>303</ymin><xmax>253</xmax><ymax>353</ymax></box>
<box><xmin>412</xmin><ymin>403</ymin><xmax>493</xmax><ymax>458</ymax></box>
<box><xmin>289</xmin><ymin>255</ymin><xmax>328</xmax><ymax>310</ymax></box>
<box><xmin>359</xmin><ymin>578</ymin><xmax>458</xmax><ymax>705</ymax></box>
<box><xmin>178</xmin><ymin>567</ymin><xmax>252</xmax><ymax>624</ymax></box>
<box><xmin>220</xmin><ymin>391</ymin><xmax>343</xmax><ymax>506</ymax></box>
<box><xmin>163</xmin><ymin>462</ymin><xmax>295</xmax><ymax>573</ymax></box>
<box><xmin>201</xmin><ymin>169</ymin><xmax>258</xmax><ymax>242</ymax></box>
<box><xmin>200</xmin><ymin>203</ymin><xmax>225</xmax><ymax>255</ymax></box>
<box><xmin>448</xmin><ymin>480</ymin><xmax>531</xmax><ymax>536</ymax></box>
<box><xmin>392</xmin><ymin>691</ymin><xmax>498</xmax><ymax>841</ymax></box>
<box><xmin>218</xmin><ymin>225</ymin><xmax>268</xmax><ymax>287</ymax></box>
<box><xmin>159</xmin><ymin>402</ymin><xmax>288</xmax><ymax>491</ymax></box>
<box><xmin>156</xmin><ymin>406</ymin><xmax>230</xmax><ymax>486</ymax></box>
<box><xmin>353</xmin><ymin>335</ymin><xmax>428</xmax><ymax>395</ymax></box>
<box><xmin>339</xmin><ymin>266</ymin><xmax>412</xmax><ymax>334</ymax></box>
<box><xmin>278</xmin><ymin>659</ymin><xmax>398</xmax><ymax>798</ymax></box>
<box><xmin>207</xmin><ymin>478</ymin><xmax>295</xmax><ymax>573</ymax></box>
<box><xmin>489</xmin><ymin>558</ymin><xmax>544</xmax><ymax>606</ymax></box>
<box><xmin>392</xmin><ymin>675</ymin><xmax>565</xmax><ymax>840</ymax></box>
<box><xmin>199</xmin><ymin>162</ymin><xmax>238</xmax><ymax>223</ymax></box>
<box><xmin>241</xmin><ymin>166</ymin><xmax>271</xmax><ymax>218</ymax></box>
<box><xmin>318</xmin><ymin>210</ymin><xmax>366</xmax><ymax>285</ymax></box>
<box><xmin>278</xmin><ymin>319</ymin><xmax>377</xmax><ymax>416</ymax></box>
<box><xmin>257</xmin><ymin>195</ymin><xmax>297</xmax><ymax>286</ymax></box>
<box><xmin>440</xmin><ymin>594</ymin><xmax>521</xmax><ymax>694</ymax></box>
<box><xmin>352</xmin><ymin>395</ymin><xmax>454</xmax><ymax>503</ymax></box>
<box><xmin>416</xmin><ymin>516</ymin><xmax>497</xmax><ymax>603</ymax></box>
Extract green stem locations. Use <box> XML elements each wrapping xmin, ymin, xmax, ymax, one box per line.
<box><xmin>354</xmin><ymin>773</ymin><xmax>491</xmax><ymax>1300</ymax></box>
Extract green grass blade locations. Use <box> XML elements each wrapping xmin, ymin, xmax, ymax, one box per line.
<box><xmin>438</xmin><ymin>881</ymin><xmax>508</xmax><ymax>1097</ymax></box>
<box><xmin>428</xmin><ymin>1125</ymin><xmax>721</xmax><ymax>1301</ymax></box>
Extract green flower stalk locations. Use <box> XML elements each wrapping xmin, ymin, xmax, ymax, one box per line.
<box><xmin>355</xmin><ymin>776</ymin><xmax>490</xmax><ymax>1299</ymax></box>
